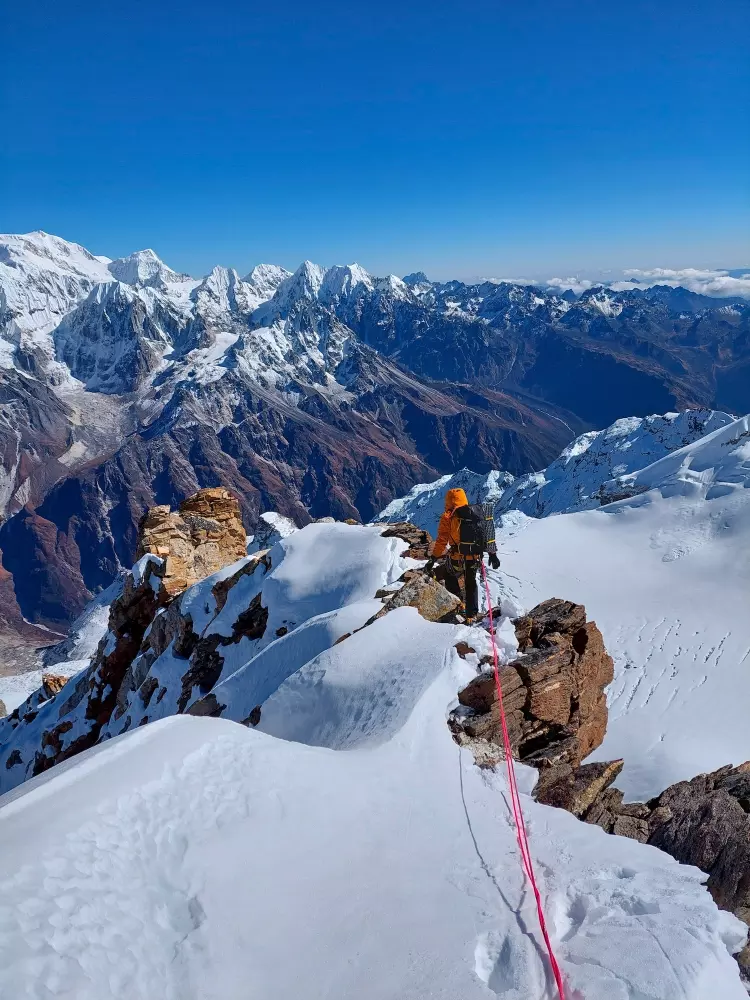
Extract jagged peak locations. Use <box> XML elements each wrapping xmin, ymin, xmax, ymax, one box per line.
<box><xmin>85</xmin><ymin>279</ymin><xmax>138</xmax><ymax>305</ymax></box>
<box><xmin>243</xmin><ymin>263</ymin><xmax>292</xmax><ymax>288</ymax></box>
<box><xmin>198</xmin><ymin>264</ymin><xmax>242</xmax><ymax>290</ymax></box>
<box><xmin>108</xmin><ymin>249</ymin><xmax>191</xmax><ymax>288</ymax></box>
<box><xmin>264</xmin><ymin>260</ymin><xmax>327</xmax><ymax>314</ymax></box>
<box><xmin>374</xmin><ymin>273</ymin><xmax>410</xmax><ymax>298</ymax></box>
<box><xmin>319</xmin><ymin>263</ymin><xmax>374</xmax><ymax>300</ymax></box>
<box><xmin>292</xmin><ymin>259</ymin><xmax>327</xmax><ymax>293</ymax></box>
<box><xmin>0</xmin><ymin>231</ymin><xmax>113</xmax><ymax>278</ymax></box>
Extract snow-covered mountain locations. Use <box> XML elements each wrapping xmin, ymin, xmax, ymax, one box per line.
<box><xmin>2</xmin><ymin>230</ymin><xmax>750</xmax><ymax>640</ymax></box>
<box><xmin>0</xmin><ymin>233</ymin><xmax>575</xmax><ymax>634</ymax></box>
<box><xmin>376</xmin><ymin>408</ymin><xmax>737</xmax><ymax>528</ymax></box>
<box><xmin>492</xmin><ymin>416</ymin><xmax>750</xmax><ymax>802</ymax></box>
<box><xmin>0</xmin><ymin>515</ymin><xmax>747</xmax><ymax>999</ymax></box>
<box><xmin>380</xmin><ymin>410</ymin><xmax>750</xmax><ymax>803</ymax></box>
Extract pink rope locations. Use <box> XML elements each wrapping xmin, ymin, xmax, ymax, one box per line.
<box><xmin>480</xmin><ymin>560</ymin><xmax>567</xmax><ymax>1000</ymax></box>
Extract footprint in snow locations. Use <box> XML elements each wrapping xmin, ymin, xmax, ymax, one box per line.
<box><xmin>474</xmin><ymin>929</ymin><xmax>545</xmax><ymax>998</ymax></box>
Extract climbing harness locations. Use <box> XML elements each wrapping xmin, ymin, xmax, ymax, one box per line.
<box><xmin>480</xmin><ymin>560</ymin><xmax>567</xmax><ymax>1000</ymax></box>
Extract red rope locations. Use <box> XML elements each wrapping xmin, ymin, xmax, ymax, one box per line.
<box><xmin>480</xmin><ymin>560</ymin><xmax>567</xmax><ymax>1000</ymax></box>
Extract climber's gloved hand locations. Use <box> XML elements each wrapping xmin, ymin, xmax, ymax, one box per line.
<box><xmin>424</xmin><ymin>557</ymin><xmax>436</xmax><ymax>575</ymax></box>
<box><xmin>488</xmin><ymin>553</ymin><xmax>500</xmax><ymax>570</ymax></box>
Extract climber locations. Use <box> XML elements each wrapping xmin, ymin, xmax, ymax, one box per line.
<box><xmin>428</xmin><ymin>487</ymin><xmax>500</xmax><ymax>623</ymax></box>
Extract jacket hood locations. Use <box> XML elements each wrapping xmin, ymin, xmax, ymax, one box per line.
<box><xmin>444</xmin><ymin>488</ymin><xmax>468</xmax><ymax>512</ymax></box>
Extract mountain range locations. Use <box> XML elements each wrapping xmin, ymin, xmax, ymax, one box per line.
<box><xmin>2</xmin><ymin>230</ymin><xmax>750</xmax><ymax>638</ymax></box>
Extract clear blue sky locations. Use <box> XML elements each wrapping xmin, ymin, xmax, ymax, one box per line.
<box><xmin>2</xmin><ymin>0</ymin><xmax>748</xmax><ymax>280</ymax></box>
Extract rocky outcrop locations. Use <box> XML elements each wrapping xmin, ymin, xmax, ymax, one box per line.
<box><xmin>374</xmin><ymin>574</ymin><xmax>461</xmax><ymax>624</ymax></box>
<box><xmin>0</xmin><ymin>539</ymin><xmax>274</xmax><ymax>790</ymax></box>
<box><xmin>136</xmin><ymin>487</ymin><xmax>247</xmax><ymax>597</ymax></box>
<box><xmin>0</xmin><ymin>555</ymin><xmax>168</xmax><ymax>785</ymax></box>
<box><xmin>535</xmin><ymin>759</ymin><xmax>625</xmax><ymax>817</ymax></box>
<box><xmin>536</xmin><ymin>756</ymin><xmax>750</xmax><ymax>978</ymax></box>
<box><xmin>378</xmin><ymin>522</ymin><xmax>432</xmax><ymax>561</ymax></box>
<box><xmin>41</xmin><ymin>673</ymin><xmax>69</xmax><ymax>699</ymax></box>
<box><xmin>452</xmin><ymin>599</ymin><xmax>614</xmax><ymax>769</ymax></box>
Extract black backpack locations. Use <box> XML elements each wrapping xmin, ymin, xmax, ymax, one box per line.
<box><xmin>453</xmin><ymin>502</ymin><xmax>496</xmax><ymax>556</ymax></box>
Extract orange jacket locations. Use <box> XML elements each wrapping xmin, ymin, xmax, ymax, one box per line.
<box><xmin>431</xmin><ymin>488</ymin><xmax>469</xmax><ymax>558</ymax></box>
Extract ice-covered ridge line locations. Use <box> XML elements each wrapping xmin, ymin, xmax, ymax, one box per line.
<box><xmin>375</xmin><ymin>409</ymin><xmax>737</xmax><ymax>529</ymax></box>
<box><xmin>608</xmin><ymin>413</ymin><xmax>750</xmax><ymax>503</ymax></box>
<box><xmin>0</xmin><ymin>512</ymin><xmax>746</xmax><ymax>998</ymax></box>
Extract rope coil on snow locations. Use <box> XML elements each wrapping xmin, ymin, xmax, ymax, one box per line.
<box><xmin>480</xmin><ymin>561</ymin><xmax>567</xmax><ymax>1000</ymax></box>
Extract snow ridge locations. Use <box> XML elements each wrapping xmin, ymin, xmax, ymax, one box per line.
<box><xmin>375</xmin><ymin>408</ymin><xmax>737</xmax><ymax>528</ymax></box>
<box><xmin>0</xmin><ymin>518</ymin><xmax>747</xmax><ymax>999</ymax></box>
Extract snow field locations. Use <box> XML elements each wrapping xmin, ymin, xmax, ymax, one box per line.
<box><xmin>491</xmin><ymin>483</ymin><xmax>750</xmax><ymax>799</ymax></box>
<box><xmin>0</xmin><ymin>664</ymin><xmax>745</xmax><ymax>1000</ymax></box>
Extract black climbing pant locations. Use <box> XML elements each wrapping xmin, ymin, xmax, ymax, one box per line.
<box><xmin>445</xmin><ymin>556</ymin><xmax>479</xmax><ymax>618</ymax></box>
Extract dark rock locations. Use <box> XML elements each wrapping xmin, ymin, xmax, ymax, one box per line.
<box><xmin>649</xmin><ymin>785</ymin><xmax>750</xmax><ymax>910</ymax></box>
<box><xmin>453</xmin><ymin>598</ymin><xmax>613</xmax><ymax>769</ymax></box>
<box><xmin>232</xmin><ymin>593</ymin><xmax>269</xmax><ymax>641</ymax></box>
<box><xmin>737</xmin><ymin>943</ymin><xmax>750</xmax><ymax>981</ymax></box>
<box><xmin>617</xmin><ymin>801</ymin><xmax>651</xmax><ymax>819</ymax></box>
<box><xmin>717</xmin><ymin>770</ymin><xmax>750</xmax><ymax>812</ymax></box>
<box><xmin>535</xmin><ymin>759</ymin><xmax>624</xmax><ymax>817</ymax></box>
<box><xmin>520</xmin><ymin>735</ymin><xmax>581</xmax><ymax>769</ymax></box>
<box><xmin>139</xmin><ymin>676</ymin><xmax>159</xmax><ymax>709</ymax></box>
<box><xmin>176</xmin><ymin>637</ymin><xmax>224</xmax><ymax>714</ymax></box>
<box><xmin>186</xmin><ymin>693</ymin><xmax>225</xmax><ymax>718</ymax></box>
<box><xmin>517</xmin><ymin>599</ymin><xmax>586</xmax><ymax>647</ymax></box>
<box><xmin>648</xmin><ymin>805</ymin><xmax>673</xmax><ymax>830</ymax></box>
<box><xmin>584</xmin><ymin>787</ymin><xmax>624</xmax><ymax>832</ymax></box>
<box><xmin>612</xmin><ymin>815</ymin><xmax>649</xmax><ymax>842</ymax></box>
<box><xmin>41</xmin><ymin>673</ymin><xmax>69</xmax><ymax>699</ymax></box>
<box><xmin>378</xmin><ymin>522</ymin><xmax>433</xmax><ymax>561</ymax></box>
<box><xmin>242</xmin><ymin>705</ymin><xmax>262</xmax><ymax>727</ymax></box>
<box><xmin>368</xmin><ymin>574</ymin><xmax>461</xmax><ymax>624</ymax></box>
<box><xmin>454</xmin><ymin>641</ymin><xmax>476</xmax><ymax>659</ymax></box>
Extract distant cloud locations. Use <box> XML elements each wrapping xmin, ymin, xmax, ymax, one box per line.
<box><xmin>544</xmin><ymin>276</ymin><xmax>595</xmax><ymax>295</ymax></box>
<box><xmin>541</xmin><ymin>267</ymin><xmax>750</xmax><ymax>300</ymax></box>
<box><xmin>619</xmin><ymin>268</ymin><xmax>750</xmax><ymax>299</ymax></box>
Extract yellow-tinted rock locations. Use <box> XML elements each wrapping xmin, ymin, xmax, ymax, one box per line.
<box><xmin>136</xmin><ymin>488</ymin><xmax>247</xmax><ymax>597</ymax></box>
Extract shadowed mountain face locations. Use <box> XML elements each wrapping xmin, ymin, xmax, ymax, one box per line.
<box><xmin>1</xmin><ymin>232</ymin><xmax>749</xmax><ymax>630</ymax></box>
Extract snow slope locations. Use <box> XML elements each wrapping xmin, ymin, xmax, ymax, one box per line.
<box><xmin>0</xmin><ymin>231</ymin><xmax>113</xmax><ymax>368</ymax></box>
<box><xmin>0</xmin><ymin>659</ymin><xmax>84</xmax><ymax>715</ymax></box>
<box><xmin>44</xmin><ymin>575</ymin><xmax>124</xmax><ymax>667</ymax></box>
<box><xmin>0</xmin><ymin>638</ymin><xmax>745</xmax><ymax>1000</ymax></box>
<box><xmin>375</xmin><ymin>468</ymin><xmax>514</xmax><ymax>530</ymax></box>
<box><xmin>375</xmin><ymin>409</ymin><xmax>735</xmax><ymax>530</ymax></box>
<box><xmin>488</xmin><ymin>414</ymin><xmax>750</xmax><ymax>801</ymax></box>
<box><xmin>497</xmin><ymin>408</ymin><xmax>735</xmax><ymax>516</ymax></box>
